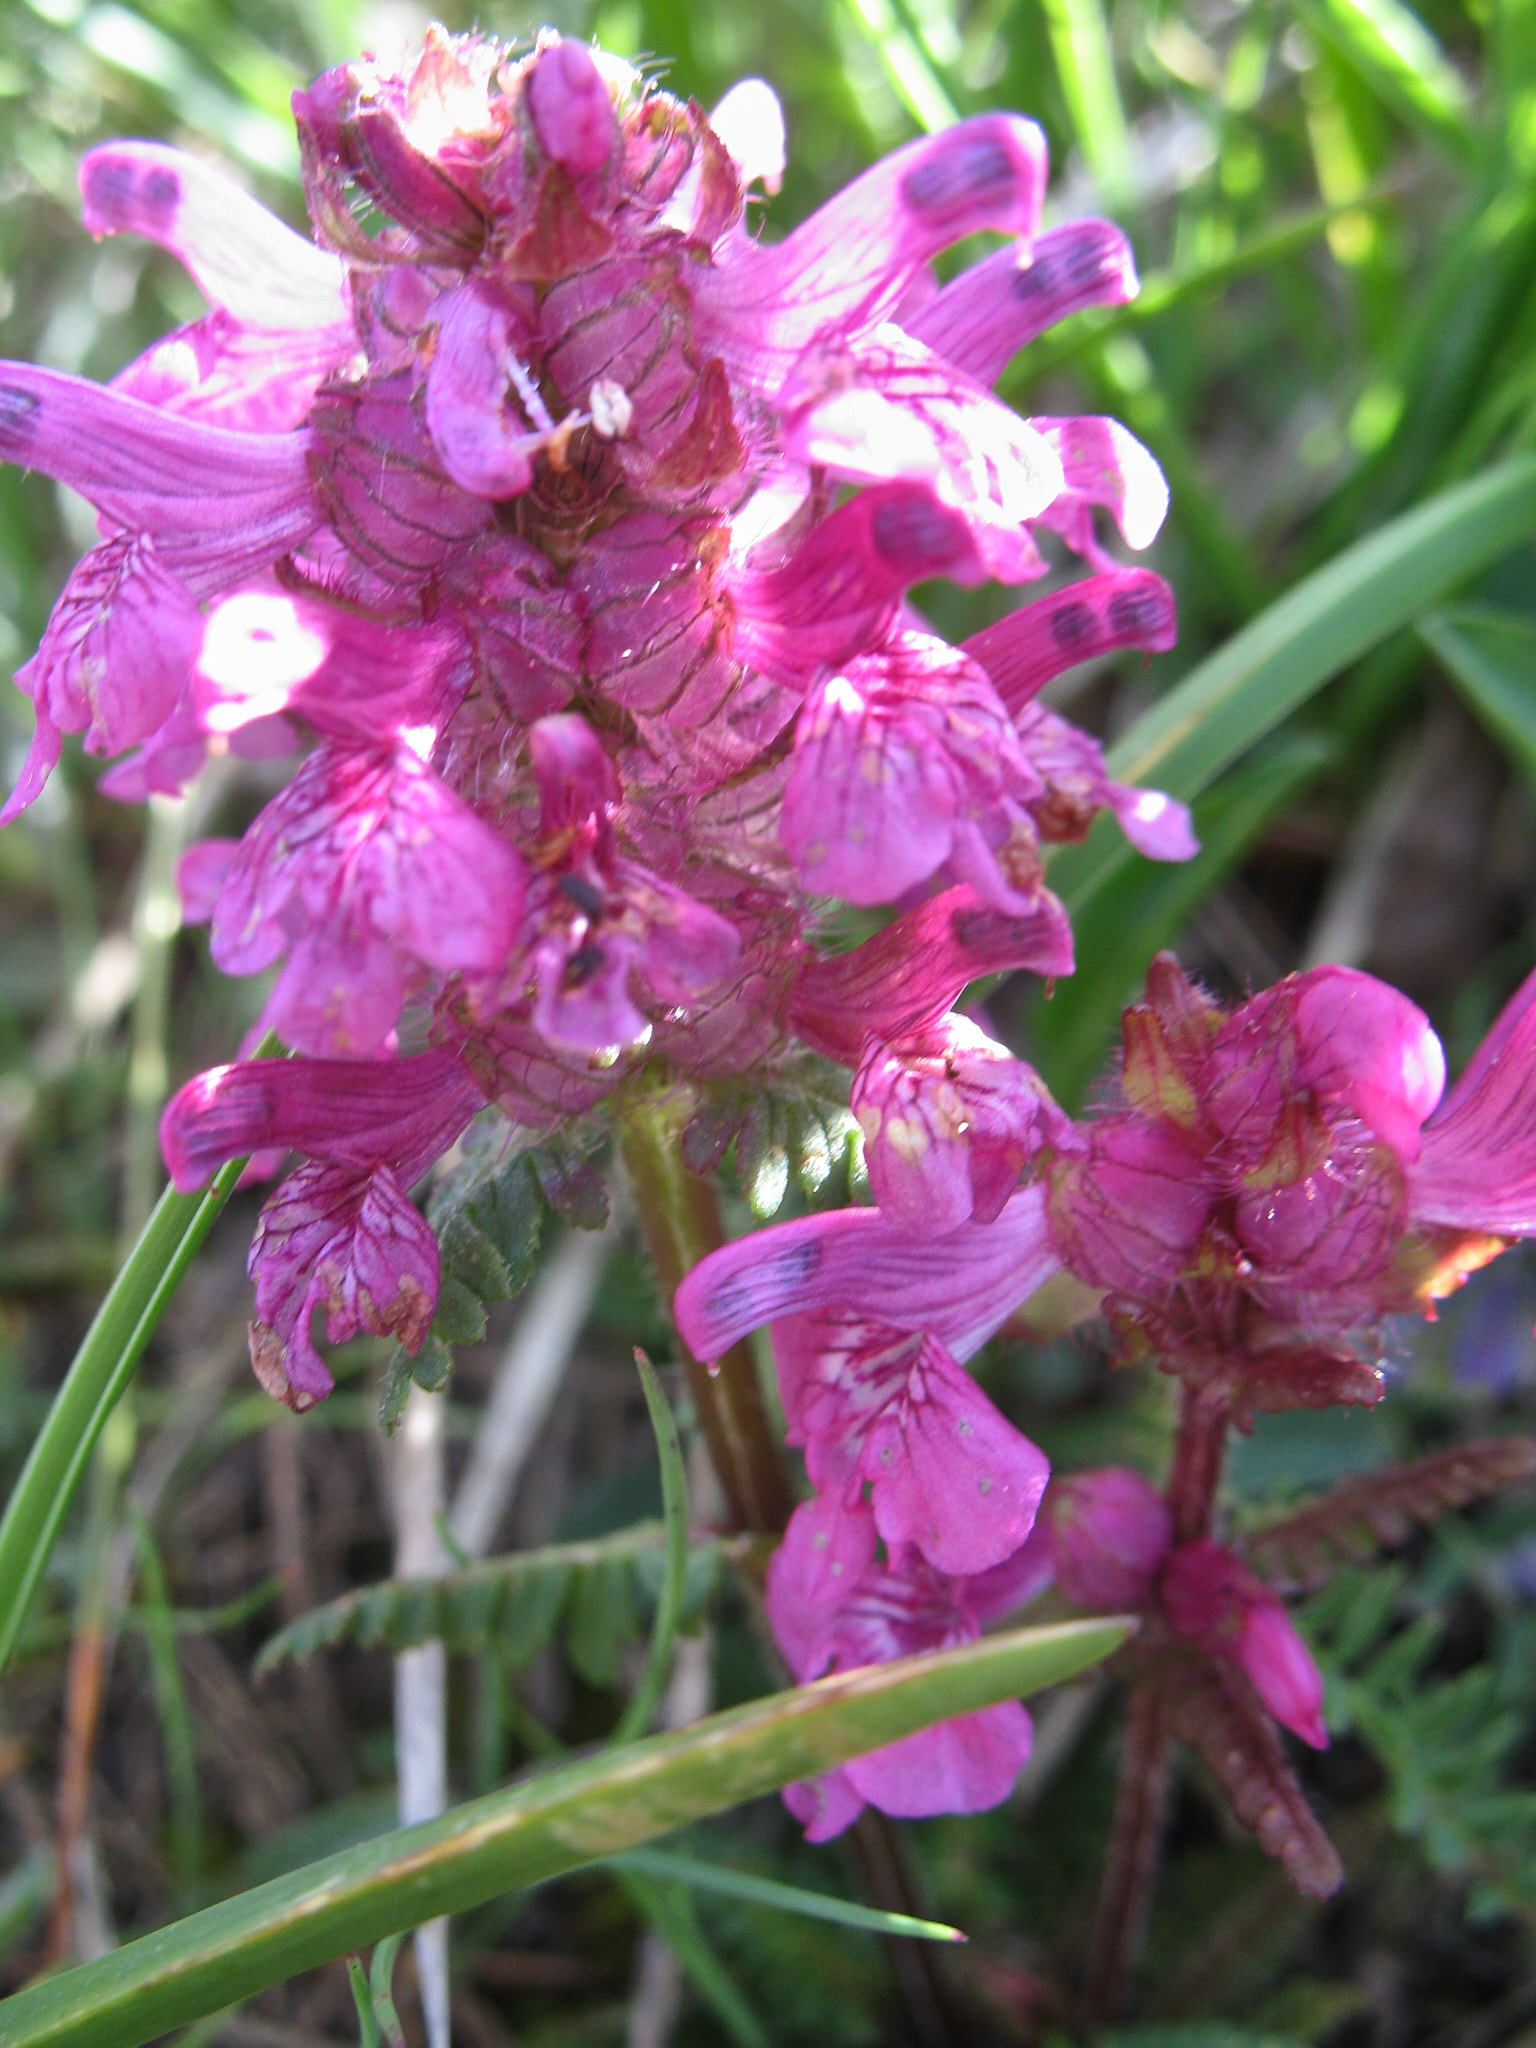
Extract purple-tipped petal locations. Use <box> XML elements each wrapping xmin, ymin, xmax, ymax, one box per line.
<box><xmin>964</xmin><ymin>568</ymin><xmax>1177</xmax><ymax>717</ymax></box>
<box><xmin>0</xmin><ymin>366</ymin><xmax>317</xmax><ymax>593</ymax></box>
<box><xmin>160</xmin><ymin>1045</ymin><xmax>482</xmax><ymax>1191</ymax></box>
<box><xmin>906</xmin><ymin>220</ymin><xmax>1138</xmax><ymax>384</ymax></box>
<box><xmin>674</xmin><ymin>1183</ymin><xmax>1061</xmax><ymax>1369</ymax></box>
<box><xmin>79</xmin><ymin>142</ymin><xmax>349</xmax><ymax>330</ymax></box>
<box><xmin>699</xmin><ymin>114</ymin><xmax>1048</xmax><ymax>374</ymax></box>
<box><xmin>792</xmin><ymin>883</ymin><xmax>1074</xmax><ymax>1067</ymax></box>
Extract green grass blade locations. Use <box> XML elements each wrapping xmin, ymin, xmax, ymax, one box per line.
<box><xmin>1046</xmin><ymin>453</ymin><xmax>1536</xmax><ymax>921</ymax></box>
<box><xmin>1031</xmin><ymin>735</ymin><xmax>1334</xmax><ymax>1108</ymax></box>
<box><xmin>344</xmin><ymin>1959</ymin><xmax>382</xmax><ymax>2048</ymax></box>
<box><xmin>611</xmin><ymin>1356</ymin><xmax>689</xmax><ymax>1745</ymax></box>
<box><xmin>1293</xmin><ymin>0</ymin><xmax>1472</xmax><ymax>156</ymax></box>
<box><xmin>840</xmin><ymin>0</ymin><xmax>959</xmax><ymax>131</ymax></box>
<box><xmin>0</xmin><ymin>1616</ymin><xmax>1130</xmax><ymax>2048</ymax></box>
<box><xmin>615</xmin><ymin>1868</ymin><xmax>769</xmax><ymax>2048</ymax></box>
<box><xmin>611</xmin><ymin>1849</ymin><xmax>966</xmax><ymax>1943</ymax></box>
<box><xmin>0</xmin><ymin>1029</ymin><xmax>282</xmax><ymax>1678</ymax></box>
<box><xmin>1418</xmin><ymin>606</ymin><xmax>1536</xmax><ymax>783</ymax></box>
<box><xmin>1037</xmin><ymin>0</ymin><xmax>1130</xmax><ymax>195</ymax></box>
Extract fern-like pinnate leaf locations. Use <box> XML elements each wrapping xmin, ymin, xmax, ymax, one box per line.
<box><xmin>1156</xmin><ymin>1644</ymin><xmax>1344</xmax><ymax>1899</ymax></box>
<box><xmin>1241</xmin><ymin>1438</ymin><xmax>1536</xmax><ymax>1591</ymax></box>
<box><xmin>254</xmin><ymin>1524</ymin><xmax>749</xmax><ymax>1675</ymax></box>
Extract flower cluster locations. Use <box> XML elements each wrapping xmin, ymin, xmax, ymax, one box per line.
<box><xmin>0</xmin><ymin>27</ymin><xmax>1189</xmax><ymax>1419</ymax></box>
<box><xmin>677</xmin><ymin>955</ymin><xmax>1536</xmax><ymax>1834</ymax></box>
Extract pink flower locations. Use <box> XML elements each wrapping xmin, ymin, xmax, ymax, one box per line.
<box><xmin>1161</xmin><ymin>1539</ymin><xmax>1328</xmax><ymax>1749</ymax></box>
<box><xmin>768</xmin><ymin>1497</ymin><xmax>1036</xmax><ymax>1839</ymax></box>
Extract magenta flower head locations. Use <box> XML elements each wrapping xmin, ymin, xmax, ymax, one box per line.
<box><xmin>0</xmin><ymin>27</ymin><xmax>1190</xmax><ymax>1412</ymax></box>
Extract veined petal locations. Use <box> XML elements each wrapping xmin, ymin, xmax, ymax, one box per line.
<box><xmin>697</xmin><ymin>114</ymin><xmax>1048</xmax><ymax>375</ymax></box>
<box><xmin>1029</xmin><ymin>415</ymin><xmax>1169</xmax><ymax>553</ymax></box>
<box><xmin>79</xmin><ymin>142</ymin><xmax>350</xmax><ymax>330</ymax></box>
<box><xmin>779</xmin><ymin>328</ymin><xmax>1061</xmax><ymax>582</ymax></box>
<box><xmin>792</xmin><ymin>883</ymin><xmax>1073</xmax><ymax>1068</ymax></box>
<box><xmin>0</xmin><ymin>366</ymin><xmax>317</xmax><ymax>593</ymax></box>
<box><xmin>160</xmin><ymin>1045</ymin><xmax>483</xmax><ymax>1191</ymax></box>
<box><xmin>906</xmin><ymin>220</ymin><xmax>1138</xmax><ymax>385</ymax></box>
<box><xmin>1413</xmin><ymin>962</ymin><xmax>1536</xmax><ymax>1233</ymax></box>
<box><xmin>858</xmin><ymin>1332</ymin><xmax>1050</xmax><ymax>1574</ymax></box>
<box><xmin>673</xmin><ymin>1182</ymin><xmax>1061</xmax><ymax>1368</ymax></box>
<box><xmin>730</xmin><ymin>481</ymin><xmax>989</xmax><ymax>686</ymax></box>
<box><xmin>844</xmin><ymin>1701</ymin><xmax>1033</xmax><ymax>1818</ymax></box>
<box><xmin>964</xmin><ymin>568</ymin><xmax>1177</xmax><ymax>716</ymax></box>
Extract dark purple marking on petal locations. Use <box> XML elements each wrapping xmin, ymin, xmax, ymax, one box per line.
<box><xmin>1050</xmin><ymin>601</ymin><xmax>1095</xmax><ymax>649</ymax></box>
<box><xmin>902</xmin><ymin>137</ymin><xmax>1018</xmax><ymax>220</ymax></box>
<box><xmin>1108</xmin><ymin>584</ymin><xmax>1172</xmax><ymax>638</ymax></box>
<box><xmin>0</xmin><ymin>386</ymin><xmax>40</xmax><ymax>455</ymax></box>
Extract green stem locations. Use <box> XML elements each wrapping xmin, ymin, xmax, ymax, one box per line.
<box><xmin>0</xmin><ymin>1032</ymin><xmax>280</xmax><ymax>1677</ymax></box>
<box><xmin>618</xmin><ymin>1092</ymin><xmax>792</xmax><ymax>1537</ymax></box>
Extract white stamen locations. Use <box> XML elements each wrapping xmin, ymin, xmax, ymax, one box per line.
<box><xmin>589</xmin><ymin>378</ymin><xmax>634</xmax><ymax>440</ymax></box>
<box><xmin>504</xmin><ymin>352</ymin><xmax>555</xmax><ymax>435</ymax></box>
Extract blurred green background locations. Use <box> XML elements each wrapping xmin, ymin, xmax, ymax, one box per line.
<box><xmin>7</xmin><ymin>0</ymin><xmax>1536</xmax><ymax>2042</ymax></box>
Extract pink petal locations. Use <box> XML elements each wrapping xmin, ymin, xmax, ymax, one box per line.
<box><xmin>792</xmin><ymin>884</ymin><xmax>1073</xmax><ymax>1068</ymax></box>
<box><xmin>526</xmin><ymin>38</ymin><xmax>615</xmax><ymax>175</ymax></box>
<box><xmin>1414</xmin><ymin>962</ymin><xmax>1536</xmax><ymax>1233</ymax></box>
<box><xmin>1049</xmin><ymin>1467</ymin><xmax>1171</xmax><ymax>1610</ymax></box>
<box><xmin>0</xmin><ymin>365</ymin><xmax>317</xmax><ymax>593</ymax></box>
<box><xmin>964</xmin><ymin>569</ymin><xmax>1176</xmax><ymax>717</ymax></box>
<box><xmin>79</xmin><ymin>142</ymin><xmax>349</xmax><ymax>330</ymax></box>
<box><xmin>857</xmin><ymin>1333</ymin><xmax>1050</xmax><ymax>1574</ymax></box>
<box><xmin>906</xmin><ymin>220</ymin><xmax>1138</xmax><ymax>385</ymax></box>
<box><xmin>425</xmin><ymin>283</ymin><xmax>544</xmax><ymax>498</ymax></box>
<box><xmin>674</xmin><ymin>1183</ymin><xmax>1062</xmax><ymax>1370</ymax></box>
<box><xmin>764</xmin><ymin>1494</ymin><xmax>879</xmax><ymax>1681</ymax></box>
<box><xmin>160</xmin><ymin>1045</ymin><xmax>483</xmax><ymax>1191</ymax></box>
<box><xmin>1029</xmin><ymin>416</ymin><xmax>1169</xmax><ymax>552</ymax></box>
<box><xmin>844</xmin><ymin>1701</ymin><xmax>1033</xmax><ymax>1818</ymax></box>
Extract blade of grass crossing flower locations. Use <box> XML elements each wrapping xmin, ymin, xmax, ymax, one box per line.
<box><xmin>0</xmin><ymin>1029</ymin><xmax>283</xmax><ymax>1680</ymax></box>
<box><xmin>1292</xmin><ymin>0</ymin><xmax>1472</xmax><ymax>157</ymax></box>
<box><xmin>1030</xmin><ymin>735</ymin><xmax>1335</xmax><ymax>1109</ymax></box>
<box><xmin>1418</xmin><ymin>607</ymin><xmax>1536</xmax><ymax>784</ymax></box>
<box><xmin>611</xmin><ymin>1849</ymin><xmax>966</xmax><ymax>1942</ymax></box>
<box><xmin>1037</xmin><ymin>0</ymin><xmax>1130</xmax><ymax>196</ymax></box>
<box><xmin>0</xmin><ymin>1616</ymin><xmax>1131</xmax><ymax>2048</ymax></box>
<box><xmin>1046</xmin><ymin>453</ymin><xmax>1536</xmax><ymax>922</ymax></box>
<box><xmin>611</xmin><ymin>1354</ymin><xmax>690</xmax><ymax>1746</ymax></box>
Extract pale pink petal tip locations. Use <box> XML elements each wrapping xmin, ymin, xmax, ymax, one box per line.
<box><xmin>709</xmin><ymin>79</ymin><xmax>786</xmax><ymax>194</ymax></box>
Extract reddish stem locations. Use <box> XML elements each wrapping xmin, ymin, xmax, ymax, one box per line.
<box><xmin>1084</xmin><ymin>1374</ymin><xmax>1231</xmax><ymax>2024</ymax></box>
